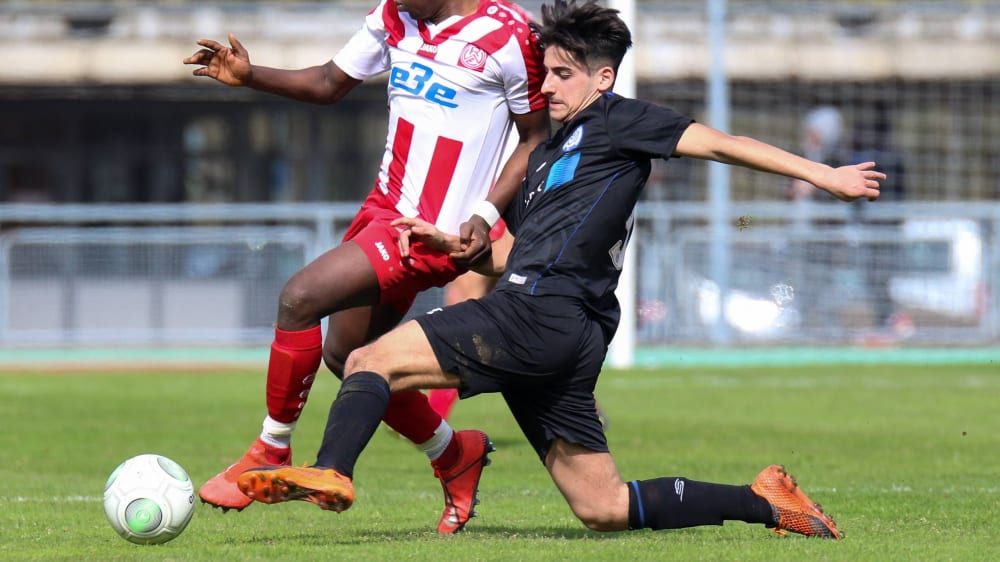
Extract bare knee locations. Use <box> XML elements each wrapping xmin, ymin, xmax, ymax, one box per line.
<box><xmin>276</xmin><ymin>274</ymin><xmax>324</xmax><ymax>329</ymax></box>
<box><xmin>342</xmin><ymin>342</ymin><xmax>425</xmax><ymax>392</ymax></box>
<box><xmin>342</xmin><ymin>345</ymin><xmax>376</xmax><ymax>378</ymax></box>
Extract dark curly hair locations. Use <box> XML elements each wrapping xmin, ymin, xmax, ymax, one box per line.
<box><xmin>532</xmin><ymin>0</ymin><xmax>632</xmax><ymax>73</ymax></box>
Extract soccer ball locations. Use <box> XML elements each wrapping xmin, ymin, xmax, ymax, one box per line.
<box><xmin>102</xmin><ymin>454</ymin><xmax>196</xmax><ymax>545</ymax></box>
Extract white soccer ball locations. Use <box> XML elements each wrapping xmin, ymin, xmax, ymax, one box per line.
<box><xmin>102</xmin><ymin>454</ymin><xmax>196</xmax><ymax>545</ymax></box>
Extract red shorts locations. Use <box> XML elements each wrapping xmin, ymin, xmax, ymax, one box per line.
<box><xmin>342</xmin><ymin>194</ymin><xmax>507</xmax><ymax>313</ymax></box>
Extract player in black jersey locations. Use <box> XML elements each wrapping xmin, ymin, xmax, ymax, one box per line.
<box><xmin>238</xmin><ymin>0</ymin><xmax>884</xmax><ymax>538</ymax></box>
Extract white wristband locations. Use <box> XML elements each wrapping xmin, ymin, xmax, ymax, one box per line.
<box><xmin>471</xmin><ymin>200</ymin><xmax>501</xmax><ymax>228</ymax></box>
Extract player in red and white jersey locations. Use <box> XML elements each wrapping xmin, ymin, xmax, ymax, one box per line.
<box><xmin>339</xmin><ymin>0</ymin><xmax>544</xmax><ymax>237</ymax></box>
<box><xmin>184</xmin><ymin>0</ymin><xmax>549</xmax><ymax>533</ymax></box>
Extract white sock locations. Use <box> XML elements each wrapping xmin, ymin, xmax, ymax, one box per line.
<box><xmin>417</xmin><ymin>420</ymin><xmax>454</xmax><ymax>461</ymax></box>
<box><xmin>260</xmin><ymin>416</ymin><xmax>295</xmax><ymax>449</ymax></box>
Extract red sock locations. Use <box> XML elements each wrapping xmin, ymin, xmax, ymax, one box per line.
<box><xmin>432</xmin><ymin>438</ymin><xmax>460</xmax><ymax>471</ymax></box>
<box><xmin>427</xmin><ymin>388</ymin><xmax>459</xmax><ymax>420</ymax></box>
<box><xmin>263</xmin><ymin>446</ymin><xmax>291</xmax><ymax>465</ymax></box>
<box><xmin>265</xmin><ymin>326</ymin><xmax>323</xmax><ymax>423</ymax></box>
<box><xmin>381</xmin><ymin>389</ymin><xmax>443</xmax><ymax>444</ymax></box>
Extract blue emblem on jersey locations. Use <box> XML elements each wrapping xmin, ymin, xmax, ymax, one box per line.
<box><xmin>544</xmin><ymin>152</ymin><xmax>580</xmax><ymax>192</ymax></box>
<box><xmin>562</xmin><ymin>125</ymin><xmax>584</xmax><ymax>152</ymax></box>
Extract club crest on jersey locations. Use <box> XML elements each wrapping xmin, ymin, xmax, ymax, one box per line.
<box><xmin>459</xmin><ymin>44</ymin><xmax>487</xmax><ymax>72</ymax></box>
<box><xmin>562</xmin><ymin>125</ymin><xmax>584</xmax><ymax>152</ymax></box>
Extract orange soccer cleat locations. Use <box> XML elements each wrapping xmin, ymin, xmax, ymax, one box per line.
<box><xmin>750</xmin><ymin>464</ymin><xmax>843</xmax><ymax>539</ymax></box>
<box><xmin>199</xmin><ymin>438</ymin><xmax>291</xmax><ymax>512</ymax></box>
<box><xmin>237</xmin><ymin>465</ymin><xmax>354</xmax><ymax>513</ymax></box>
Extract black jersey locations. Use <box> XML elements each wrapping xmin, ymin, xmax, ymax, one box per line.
<box><xmin>496</xmin><ymin>93</ymin><xmax>692</xmax><ymax>317</ymax></box>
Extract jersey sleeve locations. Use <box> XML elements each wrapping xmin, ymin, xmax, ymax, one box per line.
<box><xmin>331</xmin><ymin>0</ymin><xmax>391</xmax><ymax>80</ymax></box>
<box><xmin>608</xmin><ymin>98</ymin><xmax>694</xmax><ymax>160</ymax></box>
<box><xmin>499</xmin><ymin>25</ymin><xmax>547</xmax><ymax>115</ymax></box>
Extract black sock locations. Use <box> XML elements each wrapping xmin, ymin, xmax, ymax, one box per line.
<box><xmin>314</xmin><ymin>371</ymin><xmax>390</xmax><ymax>478</ymax></box>
<box><xmin>627</xmin><ymin>477</ymin><xmax>775</xmax><ymax>530</ymax></box>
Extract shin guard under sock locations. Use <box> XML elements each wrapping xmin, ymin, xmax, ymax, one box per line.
<box><xmin>627</xmin><ymin>478</ymin><xmax>775</xmax><ymax>530</ymax></box>
<box><xmin>381</xmin><ymin>389</ymin><xmax>444</xmax><ymax>444</ymax></box>
<box><xmin>265</xmin><ymin>326</ymin><xmax>323</xmax><ymax>424</ymax></box>
<box><xmin>315</xmin><ymin>372</ymin><xmax>391</xmax><ymax>478</ymax></box>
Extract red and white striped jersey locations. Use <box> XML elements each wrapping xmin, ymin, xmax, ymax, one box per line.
<box><xmin>333</xmin><ymin>0</ymin><xmax>546</xmax><ymax>233</ymax></box>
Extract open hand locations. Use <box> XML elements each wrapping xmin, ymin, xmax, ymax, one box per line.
<box><xmin>820</xmin><ymin>162</ymin><xmax>885</xmax><ymax>202</ymax></box>
<box><xmin>183</xmin><ymin>33</ymin><xmax>252</xmax><ymax>87</ymax></box>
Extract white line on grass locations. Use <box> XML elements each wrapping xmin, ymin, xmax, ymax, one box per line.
<box><xmin>3</xmin><ymin>495</ymin><xmax>101</xmax><ymax>502</ymax></box>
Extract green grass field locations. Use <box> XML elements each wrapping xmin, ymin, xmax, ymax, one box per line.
<box><xmin>2</xmin><ymin>363</ymin><xmax>998</xmax><ymax>561</ymax></box>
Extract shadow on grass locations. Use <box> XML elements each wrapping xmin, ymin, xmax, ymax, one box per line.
<box><xmin>229</xmin><ymin>523</ymin><xmax>622</xmax><ymax>546</ymax></box>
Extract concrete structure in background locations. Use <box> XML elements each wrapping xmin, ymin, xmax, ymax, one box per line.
<box><xmin>0</xmin><ymin>2</ymin><xmax>998</xmax><ymax>84</ymax></box>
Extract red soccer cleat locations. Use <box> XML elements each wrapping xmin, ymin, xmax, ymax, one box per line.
<box><xmin>198</xmin><ymin>438</ymin><xmax>291</xmax><ymax>512</ymax></box>
<box><xmin>434</xmin><ymin>429</ymin><xmax>495</xmax><ymax>534</ymax></box>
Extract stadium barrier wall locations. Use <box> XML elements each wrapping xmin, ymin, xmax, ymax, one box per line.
<box><xmin>0</xmin><ymin>201</ymin><xmax>996</xmax><ymax>348</ymax></box>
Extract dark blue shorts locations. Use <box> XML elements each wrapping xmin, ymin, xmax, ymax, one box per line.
<box><xmin>416</xmin><ymin>290</ymin><xmax>609</xmax><ymax>462</ymax></box>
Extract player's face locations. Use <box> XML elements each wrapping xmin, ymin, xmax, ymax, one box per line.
<box><xmin>541</xmin><ymin>46</ymin><xmax>607</xmax><ymax>123</ymax></box>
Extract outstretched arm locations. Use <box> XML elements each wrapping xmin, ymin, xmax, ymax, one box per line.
<box><xmin>183</xmin><ymin>34</ymin><xmax>361</xmax><ymax>104</ymax></box>
<box><xmin>392</xmin><ymin>217</ymin><xmax>512</xmax><ymax>277</ymax></box>
<box><xmin>674</xmin><ymin>123</ymin><xmax>885</xmax><ymax>202</ymax></box>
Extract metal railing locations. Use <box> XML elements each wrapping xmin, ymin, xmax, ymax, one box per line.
<box><xmin>0</xmin><ymin>201</ymin><xmax>997</xmax><ymax>346</ymax></box>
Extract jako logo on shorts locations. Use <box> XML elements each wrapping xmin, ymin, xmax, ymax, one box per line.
<box><xmin>375</xmin><ymin>241</ymin><xmax>390</xmax><ymax>261</ymax></box>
